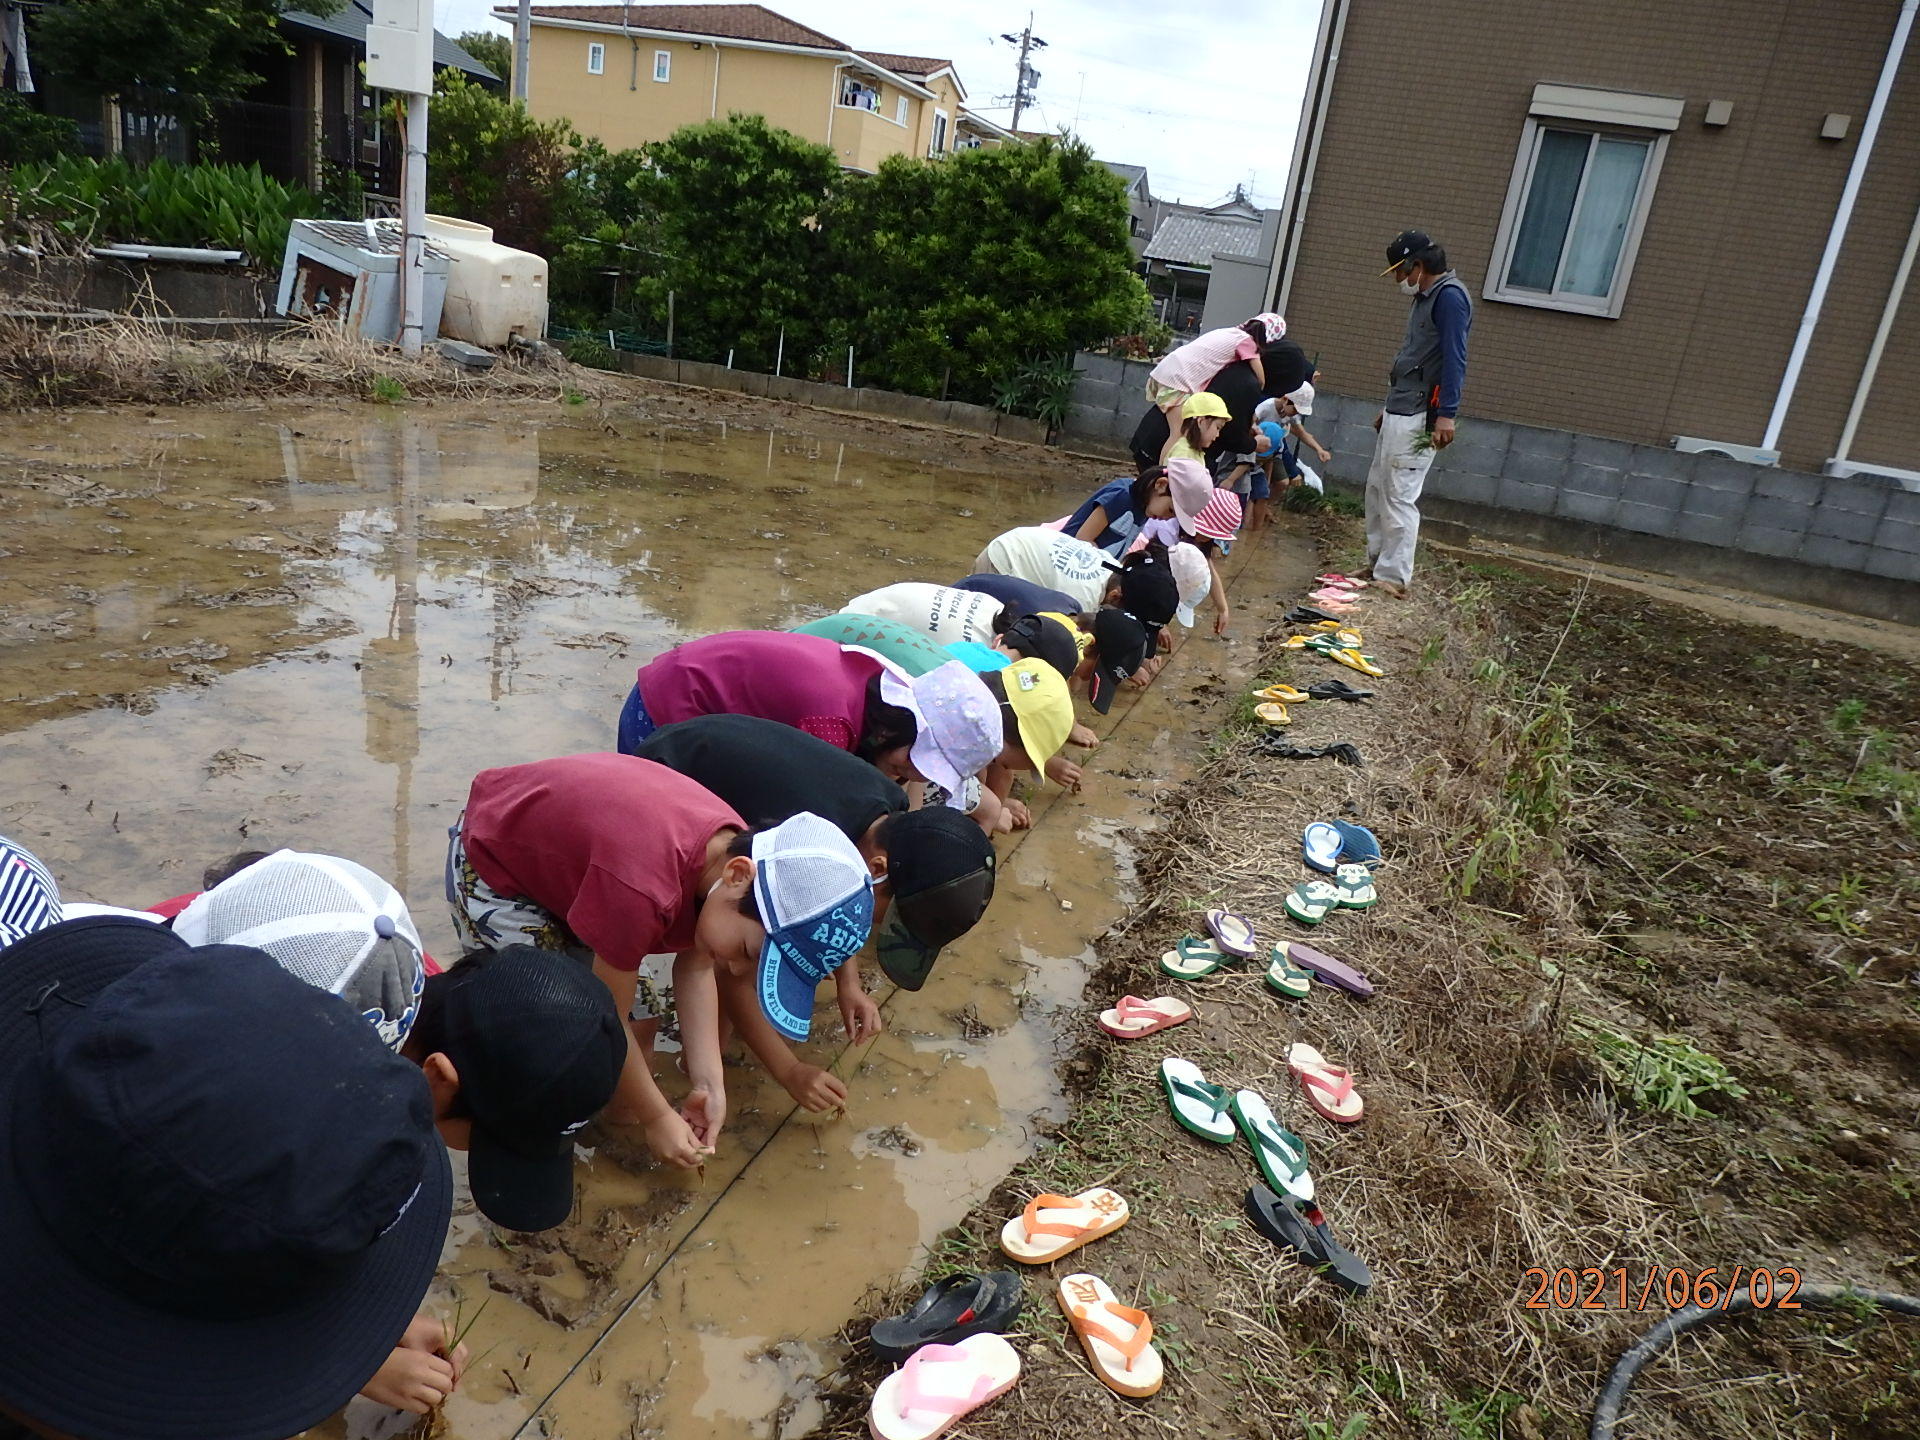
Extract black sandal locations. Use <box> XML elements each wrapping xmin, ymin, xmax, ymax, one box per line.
<box><xmin>1283</xmin><ymin>605</ymin><xmax>1346</xmax><ymax>626</ymax></box>
<box><xmin>1245</xmin><ymin>1185</ymin><xmax>1373</xmax><ymax>1295</ymax></box>
<box><xmin>1305</xmin><ymin>679</ymin><xmax>1374</xmax><ymax>702</ymax></box>
<box><xmin>869</xmin><ymin>1271</ymin><xmax>1025</xmax><ymax>1362</ymax></box>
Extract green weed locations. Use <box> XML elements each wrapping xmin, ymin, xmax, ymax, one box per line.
<box><xmin>1806</xmin><ymin>872</ymin><xmax>1869</xmax><ymax>936</ymax></box>
<box><xmin>1441</xmin><ymin>1391</ymin><xmax>1526</xmax><ymax>1439</ymax></box>
<box><xmin>562</xmin><ymin>386</ymin><xmax>587</xmax><ymax>406</ymax></box>
<box><xmin>1831</xmin><ymin>697</ymin><xmax>1868</xmax><ymax>732</ymax></box>
<box><xmin>369</xmin><ymin>374</ymin><xmax>408</xmax><ymax>404</ymax></box>
<box><xmin>1299</xmin><ymin>1414</ymin><xmax>1370</xmax><ymax>1440</ymax></box>
<box><xmin>1575</xmin><ymin>1019</ymin><xmax>1748</xmax><ymax>1119</ymax></box>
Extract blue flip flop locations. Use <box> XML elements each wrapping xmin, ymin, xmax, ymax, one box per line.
<box><xmin>1332</xmin><ymin>821</ymin><xmax>1381</xmax><ymax>868</ymax></box>
<box><xmin>1303</xmin><ymin>822</ymin><xmax>1342</xmax><ymax>874</ymax></box>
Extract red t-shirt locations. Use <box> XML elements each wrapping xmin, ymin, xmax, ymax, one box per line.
<box><xmin>460</xmin><ymin>754</ymin><xmax>743</xmax><ymax>972</ymax></box>
<box><xmin>634</xmin><ymin>631</ymin><xmax>880</xmax><ymax>752</ymax></box>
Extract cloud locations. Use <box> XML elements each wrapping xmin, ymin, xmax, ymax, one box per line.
<box><xmin>439</xmin><ymin>0</ymin><xmax>1318</xmax><ymax>206</ymax></box>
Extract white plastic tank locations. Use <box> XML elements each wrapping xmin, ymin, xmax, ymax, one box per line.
<box><xmin>423</xmin><ymin>214</ymin><xmax>548</xmax><ymax>348</ymax></box>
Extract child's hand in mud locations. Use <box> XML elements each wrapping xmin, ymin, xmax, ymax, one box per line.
<box><xmin>645</xmin><ymin>1108</ymin><xmax>709</xmax><ymax>1169</ymax></box>
<box><xmin>1001</xmin><ymin>797</ymin><xmax>1033</xmax><ymax>830</ymax></box>
<box><xmin>1068</xmin><ymin>723</ymin><xmax>1100</xmax><ymax>750</ymax></box>
<box><xmin>1212</xmin><ymin>604</ymin><xmax>1232</xmax><ymax>638</ymax></box>
<box><xmin>783</xmin><ymin>1062</ymin><xmax>849</xmax><ymax>1113</ymax></box>
<box><xmin>1044</xmin><ymin>754</ymin><xmax>1082</xmax><ymax>792</ymax></box>
<box><xmin>680</xmin><ymin>1085</ymin><xmax>726</xmax><ymax>1151</ymax></box>
<box><xmin>361</xmin><ymin>1316</ymin><xmax>467</xmax><ymax>1414</ymax></box>
<box><xmin>838</xmin><ymin>989</ymin><xmax>883</xmax><ymax>1046</ymax></box>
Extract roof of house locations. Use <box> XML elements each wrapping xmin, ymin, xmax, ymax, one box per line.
<box><xmin>860</xmin><ymin>51</ymin><xmax>951</xmax><ymax>78</ymax></box>
<box><xmin>1142</xmin><ymin>212</ymin><xmax>1265</xmax><ymax>268</ymax></box>
<box><xmin>1102</xmin><ymin>161</ymin><xmax>1148</xmax><ymax>194</ymax></box>
<box><xmin>508</xmin><ymin>4</ymin><xmax>847</xmax><ymax>49</ymax></box>
<box><xmin>283</xmin><ymin>3</ymin><xmax>500</xmax><ymax>80</ymax></box>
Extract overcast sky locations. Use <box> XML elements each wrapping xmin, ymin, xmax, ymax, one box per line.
<box><xmin>432</xmin><ymin>0</ymin><xmax>1321</xmax><ymax>208</ymax></box>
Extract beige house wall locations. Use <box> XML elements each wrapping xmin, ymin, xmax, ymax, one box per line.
<box><xmin>1281</xmin><ymin>0</ymin><xmax>1920</xmax><ymax>473</ymax></box>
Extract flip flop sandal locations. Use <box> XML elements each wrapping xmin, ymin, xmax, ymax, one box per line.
<box><xmin>1277</xmin><ymin>940</ymin><xmax>1375</xmax><ymax>998</ymax></box>
<box><xmin>1229</xmin><ymin>1089</ymin><xmax>1314</xmax><ymax>1202</ymax></box>
<box><xmin>1244</xmin><ymin>1185</ymin><xmax>1373</xmax><ymax>1295</ymax></box>
<box><xmin>1254</xmin><ymin>684</ymin><xmax>1310</xmax><ymax>703</ymax></box>
<box><xmin>1159</xmin><ymin>935</ymin><xmax>1230</xmax><ymax>979</ymax></box>
<box><xmin>1205</xmin><ymin>909</ymin><xmax>1257</xmax><ymax>960</ymax></box>
<box><xmin>1333</xmin><ymin>821</ymin><xmax>1382</xmax><ymax>866</ymax></box>
<box><xmin>1057</xmin><ymin>1273</ymin><xmax>1164</xmax><ymax>1398</ymax></box>
<box><xmin>1334</xmin><ymin>863</ymin><xmax>1378</xmax><ymax>909</ymax></box>
<box><xmin>1302</xmin><ymin>821</ymin><xmax>1343</xmax><ymax>874</ymax></box>
<box><xmin>1287</xmin><ymin>1042</ymin><xmax>1365</xmax><ymax>1122</ymax></box>
<box><xmin>1330</xmin><ymin>649</ymin><xmax>1386</xmax><ymax>678</ymax></box>
<box><xmin>1309</xmin><ymin>587</ymin><xmax>1362</xmax><ymax>605</ymax></box>
<box><xmin>1264</xmin><ymin>944</ymin><xmax>1313</xmax><ymax>999</ymax></box>
<box><xmin>869</xmin><ymin>1333</ymin><xmax>1023</xmax><ymax>1440</ymax></box>
<box><xmin>1284</xmin><ymin>880</ymin><xmax>1341</xmax><ymax>926</ymax></box>
<box><xmin>1160</xmin><ymin>1057</ymin><xmax>1238</xmax><ymax>1144</ymax></box>
<box><xmin>1316</xmin><ymin>574</ymin><xmax>1369</xmax><ymax>589</ymax></box>
<box><xmin>1306</xmin><ymin>679</ymin><xmax>1373</xmax><ymax>702</ymax></box>
<box><xmin>998</xmin><ymin>1188</ymin><xmax>1130</xmax><ymax>1264</ymax></box>
<box><xmin>870</xmin><ymin>1272</ymin><xmax>1026</xmax><ymax>1364</ymax></box>
<box><xmin>1284</xmin><ymin>605</ymin><xmax>1346</xmax><ymax>626</ymax></box>
<box><xmin>1254</xmin><ymin>702</ymin><xmax>1292</xmax><ymax>727</ymax></box>
<box><xmin>1097</xmin><ymin>994</ymin><xmax>1193</xmax><ymax>1040</ymax></box>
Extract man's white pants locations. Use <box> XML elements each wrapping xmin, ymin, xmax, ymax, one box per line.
<box><xmin>1363</xmin><ymin>410</ymin><xmax>1436</xmax><ymax>586</ymax></box>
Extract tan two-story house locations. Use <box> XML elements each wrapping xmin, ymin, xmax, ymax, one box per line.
<box><xmin>493</xmin><ymin>3</ymin><xmax>1016</xmax><ymax>172</ymax></box>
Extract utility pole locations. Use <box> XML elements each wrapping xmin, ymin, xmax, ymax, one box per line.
<box><xmin>999</xmin><ymin>15</ymin><xmax>1046</xmax><ymax>130</ymax></box>
<box><xmin>512</xmin><ymin>0</ymin><xmax>531</xmax><ymax>105</ymax></box>
<box><xmin>368</xmin><ymin>0</ymin><xmax>432</xmax><ymax>355</ymax></box>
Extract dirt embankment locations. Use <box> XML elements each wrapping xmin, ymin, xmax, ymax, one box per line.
<box><xmin>818</xmin><ymin>515</ymin><xmax>1920</xmax><ymax>1440</ymax></box>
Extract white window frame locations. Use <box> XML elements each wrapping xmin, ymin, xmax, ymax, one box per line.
<box><xmin>1486</xmin><ymin>111</ymin><xmax>1671</xmax><ymax>319</ymax></box>
<box><xmin>586</xmin><ymin>42</ymin><xmax>604</xmax><ymax>75</ymax></box>
<box><xmin>930</xmin><ymin>108</ymin><xmax>948</xmax><ymax>155</ymax></box>
<box><xmin>894</xmin><ymin>94</ymin><xmax>909</xmax><ymax>126</ymax></box>
<box><xmin>653</xmin><ymin>49</ymin><xmax>671</xmax><ymax>83</ymax></box>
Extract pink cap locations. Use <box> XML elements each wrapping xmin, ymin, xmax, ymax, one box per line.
<box><xmin>1249</xmin><ymin>311</ymin><xmax>1287</xmax><ymax>343</ymax></box>
<box><xmin>1191</xmin><ymin>489</ymin><xmax>1242</xmax><ymax>541</ymax></box>
<box><xmin>1165</xmin><ymin>458</ymin><xmax>1213</xmax><ymax>530</ymax></box>
<box><xmin>877</xmin><ymin>660</ymin><xmax>1001</xmax><ymax>805</ymax></box>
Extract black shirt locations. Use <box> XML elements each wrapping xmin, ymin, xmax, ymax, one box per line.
<box><xmin>950</xmin><ymin>572</ymin><xmax>1083</xmax><ymax>617</ymax></box>
<box><xmin>633</xmin><ymin>714</ymin><xmax>906</xmax><ymax>843</ymax></box>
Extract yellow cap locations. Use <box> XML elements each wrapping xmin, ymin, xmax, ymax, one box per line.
<box><xmin>1001</xmin><ymin>658</ymin><xmax>1074</xmax><ymax>765</ymax></box>
<box><xmin>1180</xmin><ymin>392</ymin><xmax>1231</xmax><ymax>421</ymax></box>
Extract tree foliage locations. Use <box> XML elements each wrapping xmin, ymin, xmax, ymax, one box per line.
<box><xmin>451</xmin><ymin>30</ymin><xmax>512</xmax><ymax>83</ymax></box>
<box><xmin>0</xmin><ymin>94</ymin><xmax>80</xmax><ymax>165</ymax></box>
<box><xmin>33</xmin><ymin>0</ymin><xmax>342</xmax><ymax>123</ymax></box>
<box><xmin>623</xmin><ymin>114</ymin><xmax>840</xmax><ymax>370</ymax></box>
<box><xmin>426</xmin><ymin>71</ymin><xmax>595</xmax><ymax>253</ymax></box>
<box><xmin>822</xmin><ymin>136</ymin><xmax>1149</xmax><ymax>403</ymax></box>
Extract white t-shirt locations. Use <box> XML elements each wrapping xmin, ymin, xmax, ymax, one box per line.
<box><xmin>1254</xmin><ymin>397</ymin><xmax>1302</xmax><ymax>429</ymax></box>
<box><xmin>981</xmin><ymin>528</ymin><xmax>1119</xmax><ymax>612</ymax></box>
<box><xmin>844</xmin><ymin>582</ymin><xmax>1004</xmax><ymax>647</ymax></box>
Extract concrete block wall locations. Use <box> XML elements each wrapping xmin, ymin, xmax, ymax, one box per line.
<box><xmin>1062</xmin><ymin>351</ymin><xmax>1158</xmax><ymax>454</ymax></box>
<box><xmin>1299</xmin><ymin>390</ymin><xmax>1920</xmax><ymax>590</ymax></box>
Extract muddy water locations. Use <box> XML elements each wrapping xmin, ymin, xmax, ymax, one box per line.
<box><xmin>0</xmin><ymin>400</ymin><xmax>1276</xmax><ymax>1439</ymax></box>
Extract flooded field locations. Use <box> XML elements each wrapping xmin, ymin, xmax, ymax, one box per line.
<box><xmin>0</xmin><ymin>399</ymin><xmax>1282</xmax><ymax>1438</ymax></box>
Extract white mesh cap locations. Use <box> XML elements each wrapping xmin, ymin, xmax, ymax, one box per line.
<box><xmin>1169</xmin><ymin>543</ymin><xmax>1211</xmax><ymax>628</ymax></box>
<box><xmin>173</xmin><ymin>850</ymin><xmax>426</xmax><ymax>1050</ymax></box>
<box><xmin>749</xmin><ymin>813</ymin><xmax>876</xmax><ymax>1041</ymax></box>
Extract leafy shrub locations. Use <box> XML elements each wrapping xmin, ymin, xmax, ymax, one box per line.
<box><xmin>1</xmin><ymin>154</ymin><xmax>319</xmax><ymax>261</ymax></box>
<box><xmin>0</xmin><ymin>96</ymin><xmax>80</xmax><ymax>165</ymax></box>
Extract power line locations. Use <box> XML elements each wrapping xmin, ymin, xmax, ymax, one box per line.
<box><xmin>996</xmin><ymin>15</ymin><xmax>1047</xmax><ymax>130</ymax></box>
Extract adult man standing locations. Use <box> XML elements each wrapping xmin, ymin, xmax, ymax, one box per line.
<box><xmin>1364</xmin><ymin>230</ymin><xmax>1471</xmax><ymax>597</ymax></box>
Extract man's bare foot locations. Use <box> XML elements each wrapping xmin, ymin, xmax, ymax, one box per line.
<box><xmin>1375</xmin><ymin>579</ymin><xmax>1408</xmax><ymax>598</ymax></box>
<box><xmin>1355</xmin><ymin>564</ymin><xmax>1376</xmax><ymax>581</ymax></box>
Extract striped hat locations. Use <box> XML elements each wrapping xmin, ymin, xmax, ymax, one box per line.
<box><xmin>1191</xmin><ymin>488</ymin><xmax>1244</xmax><ymax>541</ymax></box>
<box><xmin>0</xmin><ymin>836</ymin><xmax>62</xmax><ymax>949</ymax></box>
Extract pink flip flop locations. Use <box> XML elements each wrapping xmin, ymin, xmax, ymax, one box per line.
<box><xmin>1287</xmin><ymin>1043</ymin><xmax>1364</xmax><ymax>1122</ymax></box>
<box><xmin>869</xmin><ymin>1334</ymin><xmax>1022</xmax><ymax>1440</ymax></box>
<box><xmin>1316</xmin><ymin>574</ymin><xmax>1369</xmax><ymax>589</ymax></box>
<box><xmin>1097</xmin><ymin>995</ymin><xmax>1194</xmax><ymax>1040</ymax></box>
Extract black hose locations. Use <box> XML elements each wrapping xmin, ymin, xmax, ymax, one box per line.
<box><xmin>1591</xmin><ymin>1284</ymin><xmax>1920</xmax><ymax>1439</ymax></box>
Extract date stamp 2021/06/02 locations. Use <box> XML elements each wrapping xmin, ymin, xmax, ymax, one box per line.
<box><xmin>1523</xmin><ymin>1267</ymin><xmax>1804</xmax><ymax>1312</ymax></box>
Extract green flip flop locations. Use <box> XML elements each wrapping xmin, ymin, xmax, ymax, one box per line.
<box><xmin>1284</xmin><ymin>880</ymin><xmax>1341</xmax><ymax>926</ymax></box>
<box><xmin>1230</xmin><ymin>1089</ymin><xmax>1315</xmax><ymax>1201</ymax></box>
<box><xmin>1334</xmin><ymin>863</ymin><xmax>1378</xmax><ymax>910</ymax></box>
<box><xmin>1159</xmin><ymin>935</ymin><xmax>1230</xmax><ymax>979</ymax></box>
<box><xmin>1160</xmin><ymin>1057</ymin><xmax>1238</xmax><ymax>1144</ymax></box>
<box><xmin>1264</xmin><ymin>944</ymin><xmax>1313</xmax><ymax>999</ymax></box>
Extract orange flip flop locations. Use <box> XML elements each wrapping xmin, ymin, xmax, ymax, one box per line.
<box><xmin>1057</xmin><ymin>1273</ymin><xmax>1164</xmax><ymax>1397</ymax></box>
<box><xmin>998</xmin><ymin>1189</ymin><xmax>1130</xmax><ymax>1264</ymax></box>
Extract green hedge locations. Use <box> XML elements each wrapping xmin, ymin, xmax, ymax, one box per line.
<box><xmin>2</xmin><ymin>155</ymin><xmax>320</xmax><ymax>263</ymax></box>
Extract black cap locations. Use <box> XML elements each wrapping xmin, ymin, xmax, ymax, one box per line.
<box><xmin>1088</xmin><ymin>608</ymin><xmax>1152</xmax><ymax>714</ymax></box>
<box><xmin>872</xmin><ymin>806</ymin><xmax>996</xmax><ymax>990</ymax></box>
<box><xmin>1116</xmin><ymin>547</ymin><xmax>1179</xmax><ymax>628</ymax></box>
<box><xmin>0</xmin><ymin>921</ymin><xmax>452</xmax><ymax>1440</ymax></box>
<box><xmin>1002</xmin><ymin>610</ymin><xmax>1081</xmax><ymax>681</ymax></box>
<box><xmin>1382</xmin><ymin>229</ymin><xmax>1433</xmax><ymax>274</ymax></box>
<box><xmin>438</xmin><ymin>945</ymin><xmax>626</xmax><ymax>1232</ymax></box>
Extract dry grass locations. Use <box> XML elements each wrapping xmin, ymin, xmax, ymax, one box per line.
<box><xmin>815</xmin><ymin>518</ymin><xmax>1920</xmax><ymax>1440</ymax></box>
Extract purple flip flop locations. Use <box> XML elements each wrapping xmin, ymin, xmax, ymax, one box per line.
<box><xmin>1205</xmin><ymin>908</ymin><xmax>1257</xmax><ymax>960</ymax></box>
<box><xmin>1280</xmin><ymin>941</ymin><xmax>1374</xmax><ymax>998</ymax></box>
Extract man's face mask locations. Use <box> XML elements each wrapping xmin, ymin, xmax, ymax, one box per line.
<box><xmin>1397</xmin><ymin>267</ymin><xmax>1420</xmax><ymax>295</ymax></box>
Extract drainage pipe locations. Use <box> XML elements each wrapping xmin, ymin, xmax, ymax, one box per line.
<box><xmin>1761</xmin><ymin>0</ymin><xmax>1916</xmax><ymax>453</ymax></box>
<box><xmin>1831</xmin><ymin>191</ymin><xmax>1920</xmax><ymax>467</ymax></box>
<box><xmin>1272</xmin><ymin>0</ymin><xmax>1350</xmax><ymax>315</ymax></box>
